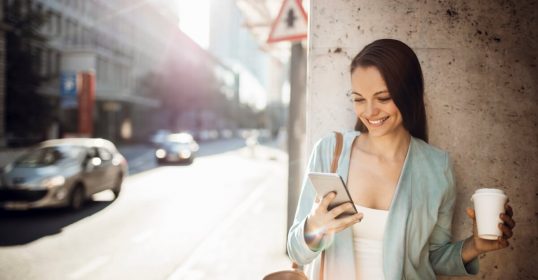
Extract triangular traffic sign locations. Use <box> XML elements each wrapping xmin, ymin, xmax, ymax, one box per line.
<box><xmin>267</xmin><ymin>0</ymin><xmax>308</xmax><ymax>44</ymax></box>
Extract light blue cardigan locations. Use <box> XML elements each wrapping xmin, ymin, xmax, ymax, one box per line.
<box><xmin>287</xmin><ymin>131</ymin><xmax>479</xmax><ymax>279</ymax></box>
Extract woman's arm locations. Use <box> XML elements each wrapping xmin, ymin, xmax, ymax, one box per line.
<box><xmin>287</xmin><ymin>136</ymin><xmax>329</xmax><ymax>264</ymax></box>
<box><xmin>428</xmin><ymin>154</ymin><xmax>480</xmax><ymax>276</ymax></box>
<box><xmin>287</xmin><ymin>134</ymin><xmax>362</xmax><ymax>263</ymax></box>
<box><xmin>461</xmin><ymin>203</ymin><xmax>516</xmax><ymax>263</ymax></box>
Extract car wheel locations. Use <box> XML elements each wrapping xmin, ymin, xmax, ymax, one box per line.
<box><xmin>70</xmin><ymin>185</ymin><xmax>85</xmax><ymax>211</ymax></box>
<box><xmin>112</xmin><ymin>174</ymin><xmax>123</xmax><ymax>199</ymax></box>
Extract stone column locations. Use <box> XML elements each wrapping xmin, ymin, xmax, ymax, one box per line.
<box><xmin>308</xmin><ymin>0</ymin><xmax>537</xmax><ymax>278</ymax></box>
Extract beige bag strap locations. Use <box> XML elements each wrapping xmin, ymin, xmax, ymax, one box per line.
<box><xmin>320</xmin><ymin>131</ymin><xmax>344</xmax><ymax>280</ymax></box>
<box><xmin>331</xmin><ymin>132</ymin><xmax>343</xmax><ymax>174</ymax></box>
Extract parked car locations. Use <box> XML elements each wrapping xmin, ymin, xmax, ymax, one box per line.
<box><xmin>155</xmin><ymin>133</ymin><xmax>199</xmax><ymax>164</ymax></box>
<box><xmin>0</xmin><ymin>138</ymin><xmax>128</xmax><ymax>211</ymax></box>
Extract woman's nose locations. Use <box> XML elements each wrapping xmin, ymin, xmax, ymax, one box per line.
<box><xmin>363</xmin><ymin>102</ymin><xmax>379</xmax><ymax>117</ymax></box>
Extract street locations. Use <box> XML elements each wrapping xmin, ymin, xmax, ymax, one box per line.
<box><xmin>0</xmin><ymin>139</ymin><xmax>290</xmax><ymax>280</ymax></box>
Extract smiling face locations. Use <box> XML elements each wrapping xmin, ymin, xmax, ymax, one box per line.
<box><xmin>351</xmin><ymin>66</ymin><xmax>406</xmax><ymax>138</ymax></box>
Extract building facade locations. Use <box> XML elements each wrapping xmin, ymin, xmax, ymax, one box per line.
<box><xmin>0</xmin><ymin>3</ymin><xmax>5</xmax><ymax>146</ymax></box>
<box><xmin>2</xmin><ymin>0</ymin><xmax>239</xmax><ymax>144</ymax></box>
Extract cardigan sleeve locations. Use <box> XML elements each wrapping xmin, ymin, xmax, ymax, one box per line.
<box><xmin>287</xmin><ymin>135</ymin><xmax>335</xmax><ymax>265</ymax></box>
<box><xmin>428</xmin><ymin>153</ymin><xmax>480</xmax><ymax>276</ymax></box>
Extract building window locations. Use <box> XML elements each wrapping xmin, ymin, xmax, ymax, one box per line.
<box><xmin>54</xmin><ymin>52</ymin><xmax>60</xmax><ymax>76</ymax></box>
<box><xmin>69</xmin><ymin>21</ymin><xmax>77</xmax><ymax>45</ymax></box>
<box><xmin>48</xmin><ymin>50</ymin><xmax>58</xmax><ymax>78</ymax></box>
<box><xmin>64</xmin><ymin>18</ymin><xmax>71</xmax><ymax>44</ymax></box>
<box><xmin>56</xmin><ymin>15</ymin><xmax>63</xmax><ymax>38</ymax></box>
<box><xmin>40</xmin><ymin>48</ymin><xmax>48</xmax><ymax>77</ymax></box>
<box><xmin>48</xmin><ymin>11</ymin><xmax>55</xmax><ymax>36</ymax></box>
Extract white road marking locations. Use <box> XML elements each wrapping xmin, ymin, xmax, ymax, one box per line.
<box><xmin>68</xmin><ymin>255</ymin><xmax>110</xmax><ymax>279</ymax></box>
<box><xmin>131</xmin><ymin>230</ymin><xmax>154</xmax><ymax>244</ymax></box>
<box><xmin>166</xmin><ymin>176</ymin><xmax>270</xmax><ymax>280</ymax></box>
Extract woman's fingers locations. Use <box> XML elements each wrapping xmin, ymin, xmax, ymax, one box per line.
<box><xmin>504</xmin><ymin>204</ymin><xmax>514</xmax><ymax>218</ymax></box>
<box><xmin>331</xmin><ymin>213</ymin><xmax>363</xmax><ymax>233</ymax></box>
<box><xmin>498</xmin><ymin>223</ymin><xmax>513</xmax><ymax>239</ymax></box>
<box><xmin>328</xmin><ymin>203</ymin><xmax>355</xmax><ymax>218</ymax></box>
<box><xmin>466</xmin><ymin>207</ymin><xmax>476</xmax><ymax>220</ymax></box>
<box><xmin>500</xmin><ymin>213</ymin><xmax>516</xmax><ymax>228</ymax></box>
<box><xmin>497</xmin><ymin>236</ymin><xmax>509</xmax><ymax>248</ymax></box>
<box><xmin>318</xmin><ymin>192</ymin><xmax>336</xmax><ymax>212</ymax></box>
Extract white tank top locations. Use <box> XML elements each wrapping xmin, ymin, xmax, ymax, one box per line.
<box><xmin>352</xmin><ymin>204</ymin><xmax>389</xmax><ymax>280</ymax></box>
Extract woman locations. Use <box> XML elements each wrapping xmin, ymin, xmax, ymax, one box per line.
<box><xmin>287</xmin><ymin>39</ymin><xmax>515</xmax><ymax>279</ymax></box>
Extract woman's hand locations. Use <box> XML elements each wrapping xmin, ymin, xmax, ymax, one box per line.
<box><xmin>304</xmin><ymin>192</ymin><xmax>363</xmax><ymax>251</ymax></box>
<box><xmin>462</xmin><ymin>202</ymin><xmax>515</xmax><ymax>263</ymax></box>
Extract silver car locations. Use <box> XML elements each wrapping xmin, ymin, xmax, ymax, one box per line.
<box><xmin>0</xmin><ymin>138</ymin><xmax>128</xmax><ymax>210</ymax></box>
<box><xmin>155</xmin><ymin>133</ymin><xmax>199</xmax><ymax>164</ymax></box>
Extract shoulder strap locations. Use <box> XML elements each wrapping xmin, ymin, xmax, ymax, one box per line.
<box><xmin>330</xmin><ymin>132</ymin><xmax>344</xmax><ymax>173</ymax></box>
<box><xmin>320</xmin><ymin>131</ymin><xmax>344</xmax><ymax>280</ymax></box>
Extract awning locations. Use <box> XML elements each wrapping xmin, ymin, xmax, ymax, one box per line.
<box><xmin>95</xmin><ymin>93</ymin><xmax>160</xmax><ymax>108</ymax></box>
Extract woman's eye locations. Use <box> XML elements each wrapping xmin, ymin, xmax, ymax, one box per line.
<box><xmin>378</xmin><ymin>97</ymin><xmax>392</xmax><ymax>102</ymax></box>
<box><xmin>353</xmin><ymin>99</ymin><xmax>365</xmax><ymax>103</ymax></box>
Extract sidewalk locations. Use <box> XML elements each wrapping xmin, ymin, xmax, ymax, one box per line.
<box><xmin>168</xmin><ymin>144</ymin><xmax>291</xmax><ymax>280</ymax></box>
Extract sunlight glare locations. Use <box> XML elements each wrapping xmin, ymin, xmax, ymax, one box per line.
<box><xmin>177</xmin><ymin>0</ymin><xmax>210</xmax><ymax>49</ymax></box>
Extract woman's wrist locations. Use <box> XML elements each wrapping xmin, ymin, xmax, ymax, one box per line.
<box><xmin>304</xmin><ymin>217</ymin><xmax>324</xmax><ymax>251</ymax></box>
<box><xmin>462</xmin><ymin>236</ymin><xmax>482</xmax><ymax>263</ymax></box>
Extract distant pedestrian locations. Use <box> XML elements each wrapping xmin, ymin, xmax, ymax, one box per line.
<box><xmin>287</xmin><ymin>39</ymin><xmax>515</xmax><ymax>279</ymax></box>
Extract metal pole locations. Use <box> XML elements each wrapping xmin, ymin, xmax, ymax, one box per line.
<box><xmin>286</xmin><ymin>42</ymin><xmax>307</xmax><ymax>234</ymax></box>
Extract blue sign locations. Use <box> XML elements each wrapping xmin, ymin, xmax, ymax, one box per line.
<box><xmin>60</xmin><ymin>72</ymin><xmax>78</xmax><ymax>108</ymax></box>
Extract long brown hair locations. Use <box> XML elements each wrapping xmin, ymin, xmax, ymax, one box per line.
<box><xmin>350</xmin><ymin>39</ymin><xmax>428</xmax><ymax>142</ymax></box>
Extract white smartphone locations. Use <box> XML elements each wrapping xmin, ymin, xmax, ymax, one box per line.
<box><xmin>308</xmin><ymin>172</ymin><xmax>358</xmax><ymax>217</ymax></box>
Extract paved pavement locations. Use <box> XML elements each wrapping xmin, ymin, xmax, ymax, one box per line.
<box><xmin>167</xmin><ymin>144</ymin><xmax>292</xmax><ymax>279</ymax></box>
<box><xmin>0</xmin><ymin>139</ymin><xmax>293</xmax><ymax>279</ymax></box>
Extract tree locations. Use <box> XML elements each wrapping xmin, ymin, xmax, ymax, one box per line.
<box><xmin>4</xmin><ymin>1</ymin><xmax>53</xmax><ymax>146</ymax></box>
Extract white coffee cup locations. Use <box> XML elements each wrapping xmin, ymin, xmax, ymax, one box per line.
<box><xmin>471</xmin><ymin>188</ymin><xmax>508</xmax><ymax>240</ymax></box>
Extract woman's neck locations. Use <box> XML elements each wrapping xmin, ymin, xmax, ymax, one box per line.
<box><xmin>359</xmin><ymin>129</ymin><xmax>411</xmax><ymax>161</ymax></box>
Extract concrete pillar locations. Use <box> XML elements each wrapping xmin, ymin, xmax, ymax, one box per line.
<box><xmin>308</xmin><ymin>0</ymin><xmax>537</xmax><ymax>278</ymax></box>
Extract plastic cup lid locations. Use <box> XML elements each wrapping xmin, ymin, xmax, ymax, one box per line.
<box><xmin>471</xmin><ymin>188</ymin><xmax>506</xmax><ymax>201</ymax></box>
<box><xmin>474</xmin><ymin>188</ymin><xmax>505</xmax><ymax>195</ymax></box>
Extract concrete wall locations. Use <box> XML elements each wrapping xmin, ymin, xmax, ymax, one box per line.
<box><xmin>308</xmin><ymin>0</ymin><xmax>537</xmax><ymax>279</ymax></box>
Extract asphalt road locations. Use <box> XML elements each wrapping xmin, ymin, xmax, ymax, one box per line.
<box><xmin>0</xmin><ymin>139</ymin><xmax>290</xmax><ymax>280</ymax></box>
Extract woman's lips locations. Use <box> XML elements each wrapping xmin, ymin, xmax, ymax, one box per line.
<box><xmin>366</xmin><ymin>116</ymin><xmax>389</xmax><ymax>127</ymax></box>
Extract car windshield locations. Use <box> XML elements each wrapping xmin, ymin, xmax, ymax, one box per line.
<box><xmin>166</xmin><ymin>133</ymin><xmax>193</xmax><ymax>144</ymax></box>
<box><xmin>15</xmin><ymin>146</ymin><xmax>85</xmax><ymax>167</ymax></box>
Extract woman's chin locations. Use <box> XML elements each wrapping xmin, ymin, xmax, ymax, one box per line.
<box><xmin>365</xmin><ymin>126</ymin><xmax>402</xmax><ymax>138</ymax></box>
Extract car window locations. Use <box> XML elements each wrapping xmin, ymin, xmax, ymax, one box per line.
<box><xmin>98</xmin><ymin>148</ymin><xmax>113</xmax><ymax>161</ymax></box>
<box><xmin>167</xmin><ymin>133</ymin><xmax>193</xmax><ymax>144</ymax></box>
<box><xmin>58</xmin><ymin>146</ymin><xmax>86</xmax><ymax>161</ymax></box>
<box><xmin>86</xmin><ymin>147</ymin><xmax>99</xmax><ymax>158</ymax></box>
<box><xmin>15</xmin><ymin>146</ymin><xmax>82</xmax><ymax>166</ymax></box>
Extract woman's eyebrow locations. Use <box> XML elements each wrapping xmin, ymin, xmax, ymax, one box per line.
<box><xmin>351</xmin><ymin>90</ymin><xmax>389</xmax><ymax>96</ymax></box>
